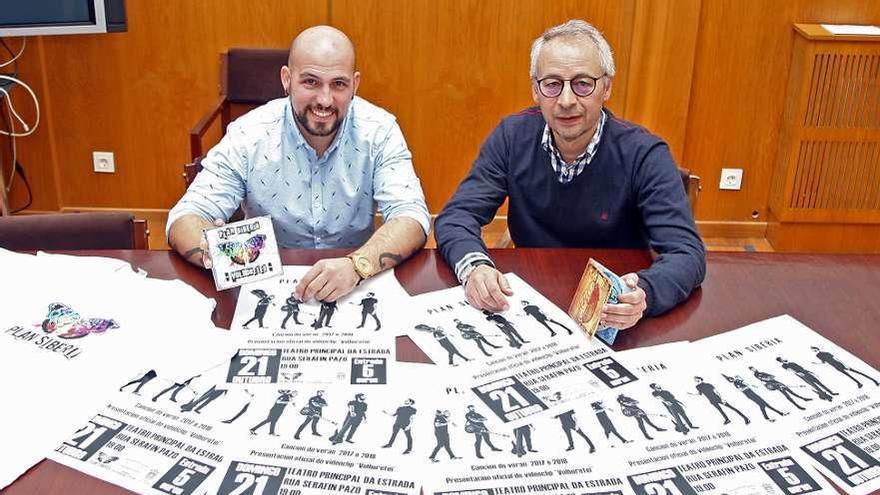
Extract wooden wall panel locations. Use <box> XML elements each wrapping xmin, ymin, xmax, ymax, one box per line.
<box><xmin>5</xmin><ymin>0</ymin><xmax>880</xmax><ymax>251</ymax></box>
<box><xmin>624</xmin><ymin>0</ymin><xmax>702</xmax><ymax>161</ymax></box>
<box><xmin>682</xmin><ymin>0</ymin><xmax>880</xmax><ymax>223</ymax></box>
<box><xmin>31</xmin><ymin>0</ymin><xmax>328</xmax><ymax>210</ymax></box>
<box><xmin>0</xmin><ymin>38</ymin><xmax>58</xmax><ymax>212</ymax></box>
<box><xmin>332</xmin><ymin>0</ymin><xmax>636</xmax><ymax>212</ymax></box>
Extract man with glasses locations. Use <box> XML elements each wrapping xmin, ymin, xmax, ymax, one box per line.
<box><xmin>435</xmin><ymin>20</ymin><xmax>705</xmax><ymax>339</ymax></box>
<box><xmin>168</xmin><ymin>26</ymin><xmax>430</xmax><ymax>304</ymax></box>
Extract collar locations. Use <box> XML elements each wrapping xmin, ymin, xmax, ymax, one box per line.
<box><xmin>541</xmin><ymin>108</ymin><xmax>607</xmax><ymax>165</ymax></box>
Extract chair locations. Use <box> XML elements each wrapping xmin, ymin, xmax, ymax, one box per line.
<box><xmin>0</xmin><ymin>212</ymin><xmax>149</xmax><ymax>250</ymax></box>
<box><xmin>189</xmin><ymin>47</ymin><xmax>289</xmax><ymax>161</ymax></box>
<box><xmin>182</xmin><ymin>157</ymin><xmax>245</xmax><ymax>223</ymax></box>
<box><xmin>494</xmin><ymin>166</ymin><xmax>701</xmax><ymax>248</ymax></box>
<box><xmin>184</xmin><ymin>48</ymin><xmax>288</xmax><ymax>222</ymax></box>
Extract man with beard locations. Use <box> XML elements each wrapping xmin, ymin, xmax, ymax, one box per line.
<box><xmin>429</xmin><ymin>410</ymin><xmax>460</xmax><ymax>462</ymax></box>
<box><xmin>331</xmin><ymin>393</ymin><xmax>368</xmax><ymax>445</ymax></box>
<box><xmin>168</xmin><ymin>26</ymin><xmax>430</xmax><ymax>304</ymax></box>
<box><xmin>465</xmin><ymin>405</ymin><xmax>502</xmax><ymax>459</ymax></box>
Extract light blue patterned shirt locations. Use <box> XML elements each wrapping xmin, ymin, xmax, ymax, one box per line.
<box><xmin>167</xmin><ymin>97</ymin><xmax>431</xmax><ymax>248</ymax></box>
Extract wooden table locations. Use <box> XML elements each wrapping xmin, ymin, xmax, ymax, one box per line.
<box><xmin>5</xmin><ymin>248</ymin><xmax>880</xmax><ymax>494</ymax></box>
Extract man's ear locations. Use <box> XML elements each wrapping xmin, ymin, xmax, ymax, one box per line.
<box><xmin>352</xmin><ymin>71</ymin><xmax>361</xmax><ymax>98</ymax></box>
<box><xmin>531</xmin><ymin>81</ymin><xmax>540</xmax><ymax>105</ymax></box>
<box><xmin>601</xmin><ymin>76</ymin><xmax>613</xmax><ymax>103</ymax></box>
<box><xmin>280</xmin><ymin>66</ymin><xmax>291</xmax><ymax>95</ymax></box>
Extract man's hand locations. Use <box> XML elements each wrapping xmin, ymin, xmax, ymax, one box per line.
<box><xmin>464</xmin><ymin>265</ymin><xmax>513</xmax><ymax>312</ymax></box>
<box><xmin>200</xmin><ymin>219</ymin><xmax>225</xmax><ymax>269</ymax></box>
<box><xmin>295</xmin><ymin>257</ymin><xmax>360</xmax><ymax>302</ymax></box>
<box><xmin>601</xmin><ymin>273</ymin><xmax>647</xmax><ymax>330</ymax></box>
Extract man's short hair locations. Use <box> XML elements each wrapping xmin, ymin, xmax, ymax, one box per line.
<box><xmin>529</xmin><ymin>19</ymin><xmax>616</xmax><ymax>79</ymax></box>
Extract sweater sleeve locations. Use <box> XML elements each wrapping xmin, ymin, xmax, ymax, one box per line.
<box><xmin>435</xmin><ymin>121</ymin><xmax>511</xmax><ymax>273</ymax></box>
<box><xmin>632</xmin><ymin>142</ymin><xmax>706</xmax><ymax>317</ymax></box>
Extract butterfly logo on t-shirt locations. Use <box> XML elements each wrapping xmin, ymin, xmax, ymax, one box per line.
<box><xmin>218</xmin><ymin>234</ymin><xmax>267</xmax><ymax>265</ymax></box>
<box><xmin>37</xmin><ymin>303</ymin><xmax>119</xmax><ymax>339</ymax></box>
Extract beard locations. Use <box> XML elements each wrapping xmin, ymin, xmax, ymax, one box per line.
<box><xmin>294</xmin><ymin>105</ymin><xmax>342</xmax><ymax>137</ymax></box>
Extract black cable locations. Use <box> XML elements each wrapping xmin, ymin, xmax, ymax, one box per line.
<box><xmin>10</xmin><ymin>161</ymin><xmax>32</xmax><ymax>213</ymax></box>
<box><xmin>0</xmin><ymin>93</ymin><xmax>32</xmax><ymax>213</ymax></box>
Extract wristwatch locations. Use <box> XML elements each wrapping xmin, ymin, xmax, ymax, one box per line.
<box><xmin>461</xmin><ymin>259</ymin><xmax>494</xmax><ymax>286</ymax></box>
<box><xmin>346</xmin><ymin>252</ymin><xmax>375</xmax><ymax>282</ymax></box>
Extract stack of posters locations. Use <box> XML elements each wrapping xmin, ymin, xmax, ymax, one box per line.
<box><xmin>689</xmin><ymin>315</ymin><xmax>880</xmax><ymax>495</ymax></box>
<box><xmin>8</xmin><ymin>252</ymin><xmax>879</xmax><ymax>495</ymax></box>
<box><xmin>0</xmin><ymin>249</ymin><xmax>224</xmax><ymax>489</ymax></box>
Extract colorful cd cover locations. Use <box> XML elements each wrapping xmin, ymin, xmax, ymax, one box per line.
<box><xmin>568</xmin><ymin>258</ymin><xmax>632</xmax><ymax>344</ymax></box>
<box><xmin>204</xmin><ymin>216</ymin><xmax>281</xmax><ymax>291</ymax></box>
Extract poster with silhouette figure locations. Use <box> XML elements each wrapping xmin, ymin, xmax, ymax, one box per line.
<box><xmin>610</xmin><ymin>340</ymin><xmax>842</xmax><ymax>495</ymax></box>
<box><xmin>698</xmin><ymin>319</ymin><xmax>880</xmax><ymax>494</ymax></box>
<box><xmin>451</xmin><ymin>335</ymin><xmax>615</xmax><ymax>430</ymax></box>
<box><xmin>229</xmin><ymin>266</ymin><xmax>409</xmax><ymax>384</ymax></box>
<box><xmin>405</xmin><ymin>273</ymin><xmax>607</xmax><ymax>377</ymax></box>
<box><xmin>419</xmin><ymin>371</ymin><xmax>633</xmax><ymax>495</ymax></box>
<box><xmin>0</xmin><ymin>249</ymin><xmax>218</xmax><ymax>490</ymax></box>
<box><xmin>204</xmin><ymin>215</ymin><xmax>282</xmax><ymax>290</ymax></box>
<box><xmin>231</xmin><ymin>266</ymin><xmax>409</xmax><ymax>335</ymax></box>
<box><xmin>49</xmin><ymin>364</ymin><xmax>237</xmax><ymax>495</ymax></box>
<box><xmin>205</xmin><ymin>383</ymin><xmax>428</xmax><ymax>495</ymax></box>
<box><xmin>688</xmin><ymin>315</ymin><xmax>880</xmax><ymax>426</ymax></box>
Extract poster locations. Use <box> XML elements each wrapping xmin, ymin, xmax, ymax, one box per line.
<box><xmin>229</xmin><ymin>267</ymin><xmax>410</xmax><ymax>384</ymax></box>
<box><xmin>0</xmin><ymin>249</ymin><xmax>219</xmax><ymax>489</ymax></box>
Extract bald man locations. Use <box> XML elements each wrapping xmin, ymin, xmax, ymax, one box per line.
<box><xmin>168</xmin><ymin>26</ymin><xmax>430</xmax><ymax>302</ymax></box>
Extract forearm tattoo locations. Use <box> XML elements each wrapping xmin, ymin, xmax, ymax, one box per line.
<box><xmin>378</xmin><ymin>252</ymin><xmax>403</xmax><ymax>269</ymax></box>
<box><xmin>183</xmin><ymin>246</ymin><xmax>204</xmax><ymax>261</ymax></box>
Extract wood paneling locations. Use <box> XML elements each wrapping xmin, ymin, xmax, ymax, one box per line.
<box><xmin>6</xmin><ymin>0</ymin><xmax>880</xmax><ymax>252</ymax></box>
<box><xmin>1</xmin><ymin>37</ymin><xmax>58</xmax><ymax>212</ymax></box>
<box><xmin>767</xmin><ymin>211</ymin><xmax>880</xmax><ymax>253</ymax></box>
<box><xmin>681</xmin><ymin>0</ymin><xmax>880</xmax><ymax>226</ymax></box>
<box><xmin>333</xmin><ymin>0</ymin><xmax>636</xmax><ymax>212</ymax></box>
<box><xmin>624</xmin><ymin>0</ymin><xmax>702</xmax><ymax>161</ymax></box>
<box><xmin>769</xmin><ymin>28</ymin><xmax>880</xmax><ymax>230</ymax></box>
<box><xmin>19</xmin><ymin>0</ymin><xmax>327</xmax><ymax>211</ymax></box>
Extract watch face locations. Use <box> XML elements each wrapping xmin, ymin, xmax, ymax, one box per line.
<box><xmin>355</xmin><ymin>256</ymin><xmax>373</xmax><ymax>277</ymax></box>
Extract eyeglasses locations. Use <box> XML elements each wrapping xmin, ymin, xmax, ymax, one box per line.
<box><xmin>535</xmin><ymin>75</ymin><xmax>603</xmax><ymax>98</ymax></box>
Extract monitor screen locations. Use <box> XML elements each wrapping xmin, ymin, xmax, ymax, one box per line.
<box><xmin>0</xmin><ymin>0</ymin><xmax>126</xmax><ymax>36</ymax></box>
<box><xmin>0</xmin><ymin>2</ymin><xmax>95</xmax><ymax>27</ymax></box>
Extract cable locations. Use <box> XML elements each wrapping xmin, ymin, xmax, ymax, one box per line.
<box><xmin>0</xmin><ymin>38</ymin><xmax>25</xmax><ymax>69</ymax></box>
<box><xmin>0</xmin><ymin>101</ymin><xmax>31</xmax><ymax>212</ymax></box>
<box><xmin>10</xmin><ymin>162</ymin><xmax>32</xmax><ymax>213</ymax></box>
<box><xmin>0</xmin><ymin>74</ymin><xmax>39</xmax><ymax>137</ymax></box>
<box><xmin>1</xmin><ymin>96</ymin><xmax>17</xmax><ymax>190</ymax></box>
<box><xmin>0</xmin><ymin>39</ymin><xmax>31</xmax><ymax>211</ymax></box>
<box><xmin>0</xmin><ymin>87</ymin><xmax>29</xmax><ymax>132</ymax></box>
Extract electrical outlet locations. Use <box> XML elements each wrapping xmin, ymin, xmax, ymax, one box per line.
<box><xmin>93</xmin><ymin>151</ymin><xmax>115</xmax><ymax>173</ymax></box>
<box><xmin>719</xmin><ymin>168</ymin><xmax>743</xmax><ymax>190</ymax></box>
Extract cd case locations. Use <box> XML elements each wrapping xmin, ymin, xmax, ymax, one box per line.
<box><xmin>204</xmin><ymin>215</ymin><xmax>282</xmax><ymax>290</ymax></box>
<box><xmin>567</xmin><ymin>258</ymin><xmax>632</xmax><ymax>344</ymax></box>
